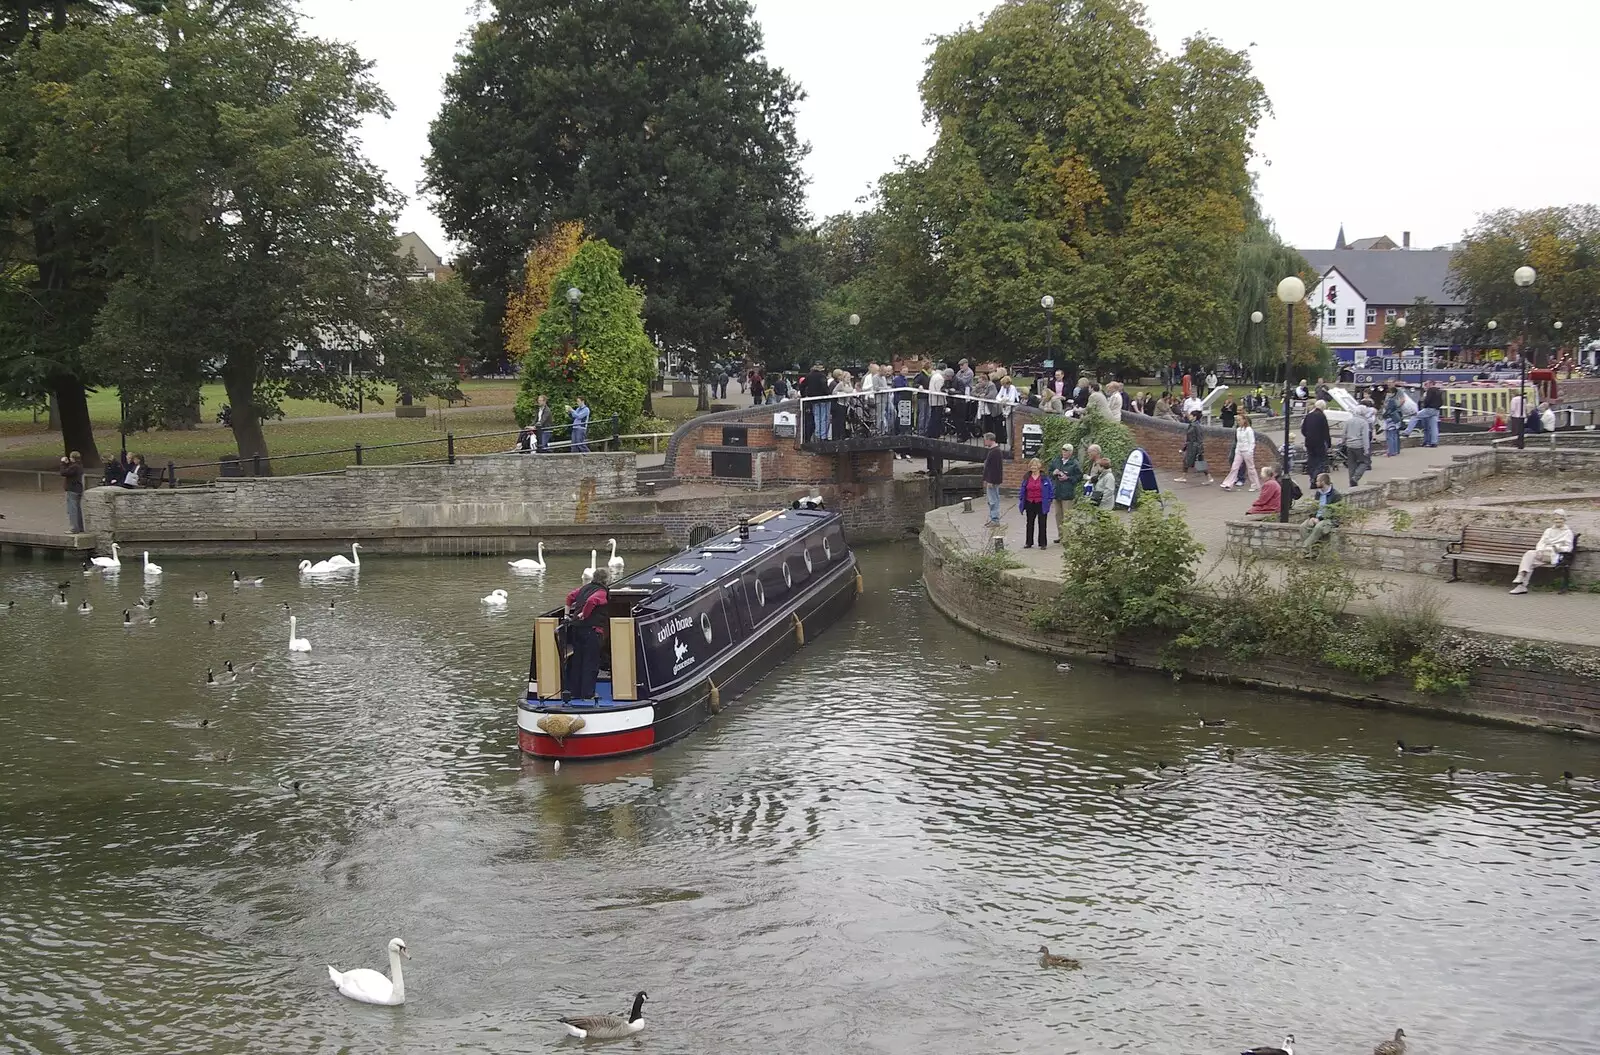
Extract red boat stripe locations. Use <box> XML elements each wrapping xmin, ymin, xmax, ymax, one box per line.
<box><xmin>519</xmin><ymin>726</ymin><xmax>655</xmax><ymax>758</ymax></box>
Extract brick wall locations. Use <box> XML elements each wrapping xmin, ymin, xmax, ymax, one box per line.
<box><xmin>662</xmin><ymin>401</ymin><xmax>895</xmax><ymax>487</ymax></box>
<box><xmin>84</xmin><ymin>453</ymin><xmax>636</xmax><ymax>540</ymax></box>
<box><xmin>593</xmin><ymin>477</ymin><xmax>932</xmax><ymax>546</ymax></box>
<box><xmin>922</xmin><ymin>522</ymin><xmax>1600</xmax><ymax>735</ymax></box>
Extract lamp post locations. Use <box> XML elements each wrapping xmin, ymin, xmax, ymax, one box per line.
<box><xmin>566</xmin><ymin>285</ymin><xmax>583</xmax><ymax>349</ymax></box>
<box><xmin>1275</xmin><ymin>275</ymin><xmax>1306</xmax><ymax>523</ymax></box>
<box><xmin>1041</xmin><ymin>295</ymin><xmax>1056</xmax><ymax>367</ymax></box>
<box><xmin>1393</xmin><ymin>315</ymin><xmax>1406</xmax><ymax>388</ymax></box>
<box><xmin>1250</xmin><ymin>310</ymin><xmax>1263</xmax><ymax>387</ymax></box>
<box><xmin>1513</xmin><ymin>265</ymin><xmax>1535</xmax><ymax>449</ymax></box>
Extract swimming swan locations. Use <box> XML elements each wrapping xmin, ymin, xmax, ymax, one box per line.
<box><xmin>90</xmin><ymin>543</ymin><xmax>121</xmax><ymax>569</ymax></box>
<box><xmin>327</xmin><ymin>937</ymin><xmax>408</xmax><ymax>1006</ymax></box>
<box><xmin>482</xmin><ymin>589</ymin><xmax>509</xmax><ymax>606</ymax></box>
<box><xmin>606</xmin><ymin>538</ymin><xmax>625</xmax><ymax>574</ymax></box>
<box><xmin>289</xmin><ymin>615</ymin><xmax>311</xmax><ymax>652</ymax></box>
<box><xmin>143</xmin><ymin>551</ymin><xmax>163</xmax><ymax>577</ymax></box>
<box><xmin>581</xmin><ymin>549</ymin><xmax>598</xmax><ymax>584</ymax></box>
<box><xmin>298</xmin><ymin>558</ymin><xmax>338</xmax><ymax>575</ymax></box>
<box><xmin>324</xmin><ymin>542</ymin><xmax>362</xmax><ymax>568</ymax></box>
<box><xmin>508</xmin><ymin>542</ymin><xmax>546</xmax><ymax>571</ymax></box>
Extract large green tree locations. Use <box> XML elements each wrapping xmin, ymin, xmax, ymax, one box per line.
<box><xmin>1231</xmin><ymin>214</ymin><xmax>1323</xmax><ymax>378</ymax></box>
<box><xmin>425</xmin><ymin>0</ymin><xmax>810</xmax><ymax>407</ymax></box>
<box><xmin>82</xmin><ymin>0</ymin><xmax>404</xmax><ymax>467</ymax></box>
<box><xmin>379</xmin><ymin>277</ymin><xmax>482</xmax><ymax>406</ymax></box>
<box><xmin>848</xmin><ymin>0</ymin><xmax>1267</xmax><ymax>374</ymax></box>
<box><xmin>1448</xmin><ymin>206</ymin><xmax>1600</xmax><ymax>360</ymax></box>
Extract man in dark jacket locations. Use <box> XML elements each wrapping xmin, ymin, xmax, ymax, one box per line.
<box><xmin>59</xmin><ymin>451</ymin><xmax>85</xmax><ymax>534</ymax></box>
<box><xmin>1300</xmin><ymin>399</ymin><xmax>1332</xmax><ymax>482</ymax></box>
<box><xmin>1047</xmin><ymin>441</ymin><xmax>1083</xmax><ymax>542</ymax></box>
<box><xmin>563</xmin><ymin>568</ymin><xmax>611</xmax><ymax>700</ymax></box>
<box><xmin>981</xmin><ymin>432</ymin><xmax>1005</xmax><ymax>526</ymax></box>
<box><xmin>533</xmin><ymin>394</ymin><xmax>554</xmax><ymax>452</ymax></box>
<box><xmin>802</xmin><ymin>362</ymin><xmax>829</xmax><ymax>441</ymax></box>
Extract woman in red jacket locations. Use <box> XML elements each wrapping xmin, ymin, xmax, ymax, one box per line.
<box><xmin>1246</xmin><ymin>466</ymin><xmax>1282</xmax><ymax>518</ymax></box>
<box><xmin>1017</xmin><ymin>457</ymin><xmax>1056</xmax><ymax>549</ymax></box>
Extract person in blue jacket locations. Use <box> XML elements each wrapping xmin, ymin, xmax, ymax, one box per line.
<box><xmin>569</xmin><ymin>397</ymin><xmax>591</xmax><ymax>452</ymax></box>
<box><xmin>1017</xmin><ymin>457</ymin><xmax>1056</xmax><ymax>549</ymax></box>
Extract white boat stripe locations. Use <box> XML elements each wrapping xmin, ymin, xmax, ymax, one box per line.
<box><xmin>518</xmin><ymin>706</ymin><xmax>655</xmax><ymax>736</ymax></box>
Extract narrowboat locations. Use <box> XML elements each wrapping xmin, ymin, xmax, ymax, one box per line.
<box><xmin>518</xmin><ymin>502</ymin><xmax>860</xmax><ymax>761</ymax></box>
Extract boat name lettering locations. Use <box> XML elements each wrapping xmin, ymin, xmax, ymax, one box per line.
<box><xmin>654</xmin><ymin>614</ymin><xmax>695</xmax><ymax>644</ymax></box>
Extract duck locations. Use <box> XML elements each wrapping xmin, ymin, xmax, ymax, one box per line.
<box><xmin>232</xmin><ymin>571</ymin><xmax>264</xmax><ymax>587</ymax></box>
<box><xmin>225</xmin><ymin>660</ymin><xmax>256</xmax><ymax>677</ymax></box>
<box><xmin>208</xmin><ymin>613</ymin><xmax>227</xmax><ymax>627</ymax></box>
<box><xmin>90</xmin><ymin>543</ymin><xmax>121</xmax><ymax>569</ymax></box>
<box><xmin>1199</xmin><ymin>718</ymin><xmax>1229</xmax><ymax>728</ymax></box>
<box><xmin>1241</xmin><ymin>1036</ymin><xmax>1294</xmax><ymax>1055</ymax></box>
<box><xmin>322</xmin><ymin>542</ymin><xmax>362</xmax><ymax>569</ymax></box>
<box><xmin>559</xmin><ymin>991</ymin><xmax>647</xmax><ymax>1040</ymax></box>
<box><xmin>1055</xmin><ymin>662</ymin><xmax>1072</xmax><ymax>672</ymax></box>
<box><xmin>0</xmin><ymin>600</ymin><xmax>14</xmax><ymax>611</ymax></box>
<box><xmin>581</xmin><ymin>549</ymin><xmax>598</xmax><ymax>584</ymax></box>
<box><xmin>327</xmin><ymin>599</ymin><xmax>336</xmax><ymax>612</ymax></box>
<box><xmin>142</xmin><ymin>551</ymin><xmax>163</xmax><ymax>577</ymax></box>
<box><xmin>606</xmin><ymin>537</ymin><xmax>625</xmax><ymax>574</ymax></box>
<box><xmin>1396</xmin><ymin>740</ymin><xmax>1435</xmax><ymax>755</ymax></box>
<box><xmin>135</xmin><ymin>597</ymin><xmax>154</xmax><ymax>611</ymax></box>
<box><xmin>206</xmin><ymin>748</ymin><xmax>235</xmax><ymax>763</ymax></box>
<box><xmin>52</xmin><ymin>591</ymin><xmax>70</xmax><ymax>606</ymax></box>
<box><xmin>1374</xmin><ymin>1027</ymin><xmax>1407</xmax><ymax>1055</ymax></box>
<box><xmin>508</xmin><ymin>542</ymin><xmax>546</xmax><ymax>571</ymax></box>
<box><xmin>288</xmin><ymin>615</ymin><xmax>311</xmax><ymax>652</ymax></box>
<box><xmin>81</xmin><ymin>557</ymin><xmax>95</xmax><ymax>574</ymax></box>
<box><xmin>327</xmin><ymin>937</ymin><xmax>409</xmax><ymax>1006</ymax></box>
<box><xmin>55</xmin><ymin>580</ymin><xmax>71</xmax><ymax>592</ymax></box>
<box><xmin>205</xmin><ymin>667</ymin><xmax>235</xmax><ymax>687</ymax></box>
<box><xmin>1037</xmin><ymin>945</ymin><xmax>1081</xmax><ymax>969</ymax></box>
<box><xmin>481</xmin><ymin>589</ymin><xmax>509</xmax><ymax>606</ymax></box>
<box><xmin>77</xmin><ymin>600</ymin><xmax>93</xmax><ymax>614</ymax></box>
<box><xmin>193</xmin><ymin>591</ymin><xmax>208</xmax><ymax>603</ymax></box>
<box><xmin>983</xmin><ymin>655</ymin><xmax>1001</xmax><ymax>669</ymax></box>
<box><xmin>123</xmin><ymin>610</ymin><xmax>135</xmax><ymax>627</ymax></box>
<box><xmin>1447</xmin><ymin>765</ymin><xmax>1458</xmax><ymax>781</ymax></box>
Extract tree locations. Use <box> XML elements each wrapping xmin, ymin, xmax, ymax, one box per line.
<box><xmin>379</xmin><ymin>277</ymin><xmax>481</xmax><ymax>405</ymax></box>
<box><xmin>425</xmin><ymin>0</ymin><xmax>810</xmax><ymax>409</ymax></box>
<box><xmin>82</xmin><ymin>0</ymin><xmax>403</xmax><ymax>468</ymax></box>
<box><xmin>1231</xmin><ymin>214</ymin><xmax>1322</xmax><ymax>378</ymax></box>
<box><xmin>1448</xmin><ymin>206</ymin><xmax>1600</xmax><ymax>360</ymax></box>
<box><xmin>502</xmin><ymin>221</ymin><xmax>584</xmax><ymax>363</ymax></box>
<box><xmin>851</xmin><ymin>0</ymin><xmax>1268</xmax><ymax>374</ymax></box>
<box><xmin>513</xmin><ymin>239</ymin><xmax>655</xmax><ymax>434</ymax></box>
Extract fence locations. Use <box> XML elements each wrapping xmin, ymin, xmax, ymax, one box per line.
<box><xmin>794</xmin><ymin>386</ymin><xmax>1022</xmax><ymax>450</ymax></box>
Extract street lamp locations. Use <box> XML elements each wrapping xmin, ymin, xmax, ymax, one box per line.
<box><xmin>566</xmin><ymin>285</ymin><xmax>583</xmax><ymax>349</ymax></box>
<box><xmin>1513</xmin><ymin>265</ymin><xmax>1535</xmax><ymax>449</ymax></box>
<box><xmin>1393</xmin><ymin>315</ymin><xmax>1407</xmax><ymax>390</ymax></box>
<box><xmin>1250</xmin><ymin>310</ymin><xmax>1263</xmax><ymax>323</ymax></box>
<box><xmin>1276</xmin><ymin>275</ymin><xmax>1306</xmax><ymax>523</ymax></box>
<box><xmin>848</xmin><ymin>313</ymin><xmax>860</xmax><ymax>327</ymax></box>
<box><xmin>1041</xmin><ymin>295</ymin><xmax>1056</xmax><ymax>367</ymax></box>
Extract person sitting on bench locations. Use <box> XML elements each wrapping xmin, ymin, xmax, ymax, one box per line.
<box><xmin>1509</xmin><ymin>510</ymin><xmax>1574</xmax><ymax>595</ymax></box>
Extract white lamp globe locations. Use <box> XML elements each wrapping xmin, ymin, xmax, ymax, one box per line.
<box><xmin>1513</xmin><ymin>266</ymin><xmax>1536</xmax><ymax>288</ymax></box>
<box><xmin>1276</xmin><ymin>276</ymin><xmax>1306</xmax><ymax>304</ymax></box>
<box><xmin>1041</xmin><ymin>295</ymin><xmax>1055</xmax><ymax>310</ymax></box>
<box><xmin>1250</xmin><ymin>310</ymin><xmax>1263</xmax><ymax>324</ymax></box>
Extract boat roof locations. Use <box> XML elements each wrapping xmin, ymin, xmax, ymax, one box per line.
<box><xmin>613</xmin><ymin>507</ymin><xmax>841</xmax><ymax>615</ymax></box>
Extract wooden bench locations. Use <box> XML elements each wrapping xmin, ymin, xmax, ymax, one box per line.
<box><xmin>1444</xmin><ymin>526</ymin><xmax>1582</xmax><ymax>593</ymax></box>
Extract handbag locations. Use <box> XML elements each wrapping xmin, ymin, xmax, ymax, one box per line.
<box><xmin>1195</xmin><ymin>457</ymin><xmax>1209</xmax><ymax>473</ymax></box>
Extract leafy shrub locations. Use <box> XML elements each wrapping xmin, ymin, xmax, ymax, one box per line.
<box><xmin>1039</xmin><ymin>407</ymin><xmax>1137</xmax><ymax>479</ymax></box>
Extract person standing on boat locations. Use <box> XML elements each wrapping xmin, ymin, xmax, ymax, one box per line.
<box><xmin>564</xmin><ymin>567</ymin><xmax>611</xmax><ymax>701</ymax></box>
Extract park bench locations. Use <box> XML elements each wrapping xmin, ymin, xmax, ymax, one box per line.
<box><xmin>1444</xmin><ymin>526</ymin><xmax>1582</xmax><ymax>593</ymax></box>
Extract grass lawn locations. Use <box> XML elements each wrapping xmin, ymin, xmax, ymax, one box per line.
<box><xmin>0</xmin><ymin>379</ymin><xmax>522</xmax><ymax>437</ymax></box>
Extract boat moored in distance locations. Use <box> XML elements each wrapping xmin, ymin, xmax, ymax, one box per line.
<box><xmin>518</xmin><ymin>502</ymin><xmax>860</xmax><ymax>761</ymax></box>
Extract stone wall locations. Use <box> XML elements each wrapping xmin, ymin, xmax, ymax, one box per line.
<box><xmin>662</xmin><ymin>401</ymin><xmax>895</xmax><ymax>487</ymax></box>
<box><xmin>84</xmin><ymin>453</ymin><xmax>636</xmax><ymax>542</ymax></box>
<box><xmin>922</xmin><ymin>520</ymin><xmax>1600</xmax><ymax>735</ymax></box>
<box><xmin>594</xmin><ymin>477</ymin><xmax>932</xmax><ymax>546</ymax></box>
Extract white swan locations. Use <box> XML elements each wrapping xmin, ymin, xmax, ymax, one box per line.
<box><xmin>143</xmin><ymin>551</ymin><xmax>163</xmax><ymax>577</ymax></box>
<box><xmin>581</xmin><ymin>549</ymin><xmax>598</xmax><ymax>584</ymax></box>
<box><xmin>298</xmin><ymin>558</ymin><xmax>338</xmax><ymax>576</ymax></box>
<box><xmin>324</xmin><ymin>542</ymin><xmax>362</xmax><ymax>568</ymax></box>
<box><xmin>482</xmin><ymin>589</ymin><xmax>508</xmax><ymax>606</ymax></box>
<box><xmin>508</xmin><ymin>542</ymin><xmax>546</xmax><ymax>571</ymax></box>
<box><xmin>606</xmin><ymin>538</ymin><xmax>625</xmax><ymax>574</ymax></box>
<box><xmin>289</xmin><ymin>615</ymin><xmax>311</xmax><ymax>652</ymax></box>
<box><xmin>327</xmin><ymin>937</ymin><xmax>409</xmax><ymax>1006</ymax></box>
<box><xmin>91</xmin><ymin>543</ymin><xmax>121</xmax><ymax>569</ymax></box>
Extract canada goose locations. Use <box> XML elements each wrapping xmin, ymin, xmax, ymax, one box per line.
<box><xmin>279</xmin><ymin>779</ymin><xmax>303</xmax><ymax>796</ymax></box>
<box><xmin>55</xmin><ymin>580</ymin><xmax>72</xmax><ymax>592</ymax></box>
<box><xmin>1037</xmin><ymin>945</ymin><xmax>1081</xmax><ymax>969</ymax></box>
<box><xmin>559</xmin><ymin>991</ymin><xmax>647</xmax><ymax>1040</ymax></box>
<box><xmin>77</xmin><ymin>600</ymin><xmax>93</xmax><ymax>614</ymax></box>
<box><xmin>1241</xmin><ymin>1036</ymin><xmax>1294</xmax><ymax>1055</ymax></box>
<box><xmin>123</xmin><ymin>610</ymin><xmax>134</xmax><ymax>626</ymax></box>
<box><xmin>1199</xmin><ymin>718</ymin><xmax>1229</xmax><ymax>728</ymax></box>
<box><xmin>0</xmin><ymin>600</ymin><xmax>14</xmax><ymax>611</ymax></box>
<box><xmin>327</xmin><ymin>937</ymin><xmax>408</xmax><ymax>1006</ymax></box>
<box><xmin>231</xmin><ymin>571</ymin><xmax>264</xmax><ymax>586</ymax></box>
<box><xmin>1396</xmin><ymin>740</ymin><xmax>1435</xmax><ymax>755</ymax></box>
<box><xmin>193</xmin><ymin>591</ymin><xmax>208</xmax><ymax>602</ymax></box>
<box><xmin>1373</xmin><ymin>1028</ymin><xmax>1406</xmax><ymax>1055</ymax></box>
<box><xmin>224</xmin><ymin>660</ymin><xmax>255</xmax><ymax>678</ymax></box>
<box><xmin>135</xmin><ymin>597</ymin><xmax>154</xmax><ymax>610</ymax></box>
<box><xmin>1055</xmin><ymin>662</ymin><xmax>1072</xmax><ymax>672</ymax></box>
<box><xmin>1447</xmin><ymin>766</ymin><xmax>1458</xmax><ymax>781</ymax></box>
<box><xmin>208</xmin><ymin>613</ymin><xmax>226</xmax><ymax>626</ymax></box>
<box><xmin>327</xmin><ymin>599</ymin><xmax>336</xmax><ymax>611</ymax></box>
<box><xmin>206</xmin><ymin>667</ymin><xmax>234</xmax><ymax>687</ymax></box>
<box><xmin>81</xmin><ymin>557</ymin><xmax>95</xmax><ymax>574</ymax></box>
<box><xmin>199</xmin><ymin>718</ymin><xmax>212</xmax><ymax>728</ymax></box>
<box><xmin>52</xmin><ymin>591</ymin><xmax>69</xmax><ymax>606</ymax></box>
<box><xmin>983</xmin><ymin>655</ymin><xmax>1000</xmax><ymax>668</ymax></box>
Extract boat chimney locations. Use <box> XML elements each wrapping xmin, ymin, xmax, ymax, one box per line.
<box><xmin>1402</xmin><ymin>230</ymin><xmax>1410</xmax><ymax>249</ymax></box>
<box><xmin>738</xmin><ymin>518</ymin><xmax>750</xmax><ymax>542</ymax></box>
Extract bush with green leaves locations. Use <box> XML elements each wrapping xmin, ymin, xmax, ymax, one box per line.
<box><xmin>1038</xmin><ymin>408</ymin><xmax>1136</xmax><ymax>477</ymax></box>
<box><xmin>514</xmin><ymin>240</ymin><xmax>657</xmax><ymax>432</ymax></box>
<box><xmin>1033</xmin><ymin>500</ymin><xmax>1202</xmax><ymax>644</ymax></box>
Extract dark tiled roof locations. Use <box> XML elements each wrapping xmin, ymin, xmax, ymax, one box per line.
<box><xmin>1299</xmin><ymin>248</ymin><xmax>1460</xmax><ymax>307</ymax></box>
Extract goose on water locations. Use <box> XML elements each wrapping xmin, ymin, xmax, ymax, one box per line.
<box><xmin>482</xmin><ymin>589</ymin><xmax>509</xmax><ymax>606</ymax></box>
<box><xmin>208</xmin><ymin>613</ymin><xmax>227</xmax><ymax>627</ymax></box>
<box><xmin>327</xmin><ymin>937</ymin><xmax>409</xmax><ymax>1006</ymax></box>
<box><xmin>1396</xmin><ymin>740</ymin><xmax>1435</xmax><ymax>755</ymax></box>
<box><xmin>77</xmin><ymin>600</ymin><xmax>93</xmax><ymax>614</ymax></box>
<box><xmin>288</xmin><ymin>615</ymin><xmax>311</xmax><ymax>652</ymax></box>
<box><xmin>232</xmin><ymin>571</ymin><xmax>264</xmax><ymax>587</ymax></box>
<box><xmin>82</xmin><ymin>557</ymin><xmax>95</xmax><ymax>574</ymax></box>
<box><xmin>1241</xmin><ymin>1035</ymin><xmax>1294</xmax><ymax>1055</ymax></box>
<box><xmin>1037</xmin><ymin>945</ymin><xmax>1081</xmax><ymax>969</ymax></box>
<box><xmin>984</xmin><ymin>655</ymin><xmax>1001</xmax><ymax>668</ymax></box>
<box><xmin>1374</xmin><ymin>1028</ymin><xmax>1406</xmax><ymax>1055</ymax></box>
<box><xmin>1199</xmin><ymin>718</ymin><xmax>1229</xmax><ymax>728</ymax></box>
<box><xmin>193</xmin><ymin>591</ymin><xmax>208</xmax><ymax>602</ymax></box>
<box><xmin>206</xmin><ymin>667</ymin><xmax>235</xmax><ymax>687</ymax></box>
<box><xmin>1</xmin><ymin>600</ymin><xmax>14</xmax><ymax>611</ymax></box>
<box><xmin>559</xmin><ymin>991</ymin><xmax>647</xmax><ymax>1040</ymax></box>
<box><xmin>91</xmin><ymin>543</ymin><xmax>121</xmax><ymax>569</ymax></box>
<box><xmin>508</xmin><ymin>542</ymin><xmax>546</xmax><ymax>571</ymax></box>
<box><xmin>606</xmin><ymin>537</ymin><xmax>625</xmax><ymax>573</ymax></box>
<box><xmin>142</xmin><ymin>551</ymin><xmax>163</xmax><ymax>577</ymax></box>
<box><xmin>135</xmin><ymin>597</ymin><xmax>154</xmax><ymax>610</ymax></box>
<box><xmin>52</xmin><ymin>592</ymin><xmax>70</xmax><ymax>606</ymax></box>
<box><xmin>1055</xmin><ymin>662</ymin><xmax>1072</xmax><ymax>672</ymax></box>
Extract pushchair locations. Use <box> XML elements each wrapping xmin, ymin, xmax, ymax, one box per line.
<box><xmin>844</xmin><ymin>395</ymin><xmax>877</xmax><ymax>438</ymax></box>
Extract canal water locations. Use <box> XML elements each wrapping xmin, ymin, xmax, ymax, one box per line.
<box><xmin>1</xmin><ymin>545</ymin><xmax>1598</xmax><ymax>1055</ymax></box>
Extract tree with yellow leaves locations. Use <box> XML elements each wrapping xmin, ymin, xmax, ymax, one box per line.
<box><xmin>502</xmin><ymin>221</ymin><xmax>584</xmax><ymax>360</ymax></box>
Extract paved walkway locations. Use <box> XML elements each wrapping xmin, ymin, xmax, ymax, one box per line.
<box><xmin>932</xmin><ymin>443</ymin><xmax>1600</xmax><ymax>650</ymax></box>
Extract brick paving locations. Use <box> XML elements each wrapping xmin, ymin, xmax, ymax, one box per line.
<box><xmin>930</xmin><ymin>441</ymin><xmax>1600</xmax><ymax>649</ymax></box>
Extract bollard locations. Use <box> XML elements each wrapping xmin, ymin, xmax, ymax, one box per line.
<box><xmin>992</xmin><ymin>536</ymin><xmax>1005</xmax><ymax>554</ymax></box>
<box><xmin>252</xmin><ymin>453</ymin><xmax>262</xmax><ymax>477</ymax></box>
<box><xmin>168</xmin><ymin>461</ymin><xmax>177</xmax><ymax>488</ymax></box>
<box><xmin>962</xmin><ymin>496</ymin><xmax>973</xmax><ymax>513</ymax></box>
<box><xmin>354</xmin><ymin>443</ymin><xmax>363</xmax><ymax>466</ymax></box>
<box><xmin>446</xmin><ymin>432</ymin><xmax>455</xmax><ymax>465</ymax></box>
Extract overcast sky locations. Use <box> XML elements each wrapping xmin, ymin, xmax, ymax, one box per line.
<box><xmin>301</xmin><ymin>0</ymin><xmax>1600</xmax><ymax>259</ymax></box>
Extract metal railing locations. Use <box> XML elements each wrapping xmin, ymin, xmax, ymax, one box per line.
<box><xmin>794</xmin><ymin>386</ymin><xmax>1023</xmax><ymax>450</ymax></box>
